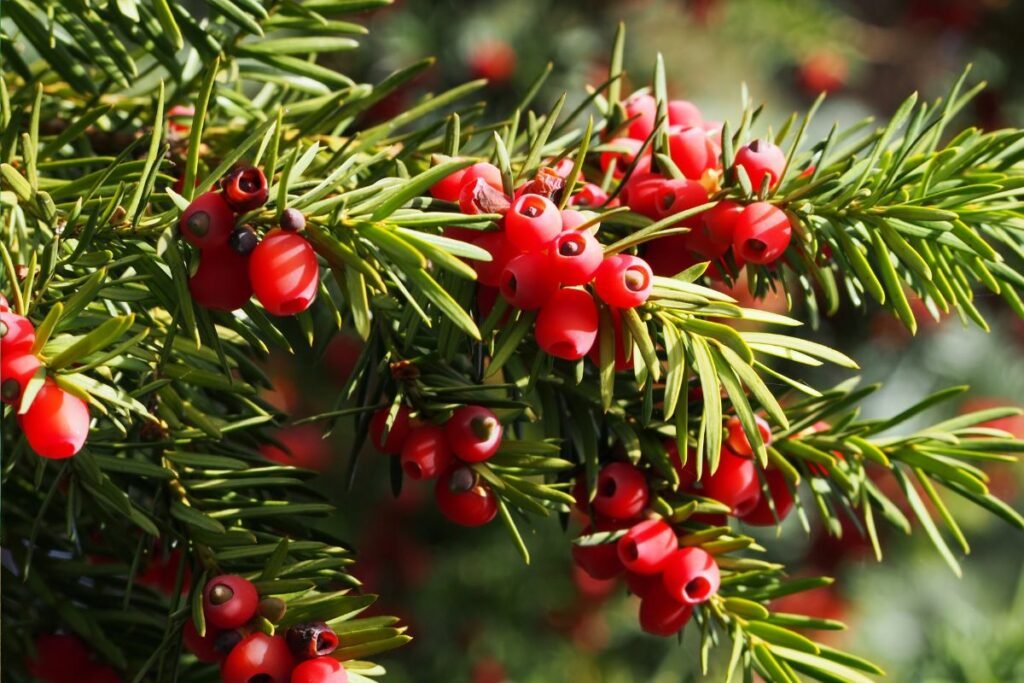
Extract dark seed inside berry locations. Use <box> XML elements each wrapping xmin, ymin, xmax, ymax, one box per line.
<box><xmin>559</xmin><ymin>238</ymin><xmax>582</xmax><ymax>256</ymax></box>
<box><xmin>599</xmin><ymin>478</ymin><xmax>617</xmax><ymax>497</ymax></box>
<box><xmin>469</xmin><ymin>416</ymin><xmax>497</xmax><ymax>441</ymax></box>
<box><xmin>748</xmin><ymin>140</ymin><xmax>761</xmax><ymax>153</ymax></box>
<box><xmin>661</xmin><ymin>191</ymin><xmax>676</xmax><ymax>211</ymax></box>
<box><xmin>624</xmin><ymin>268</ymin><xmax>647</xmax><ymax>292</ymax></box>
<box><xmin>449</xmin><ymin>467</ymin><xmax>476</xmax><ymax>493</ymax></box>
<box><xmin>745</xmin><ymin>238</ymin><xmax>767</xmax><ymax>254</ymax></box>
<box><xmin>208</xmin><ymin>583</ymin><xmax>235</xmax><ymax>605</ymax></box>
<box><xmin>186</xmin><ymin>211</ymin><xmax>210</xmax><ymax>237</ymax></box>
<box><xmin>523</xmin><ymin>205</ymin><xmax>541</xmax><ymax>218</ymax></box>
<box><xmin>504</xmin><ymin>273</ymin><xmax>517</xmax><ymax>293</ymax></box>
<box><xmin>229</xmin><ymin>229</ymin><xmax>259</xmax><ymax>255</ymax></box>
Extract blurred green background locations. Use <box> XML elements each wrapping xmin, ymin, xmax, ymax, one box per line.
<box><xmin>274</xmin><ymin>1</ymin><xmax>1024</xmax><ymax>681</ymax></box>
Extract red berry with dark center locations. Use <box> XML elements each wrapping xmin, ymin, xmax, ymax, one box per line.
<box><xmin>182</xmin><ymin>620</ymin><xmax>222</xmax><ymax>663</ymax></box>
<box><xmin>18</xmin><ymin>379</ymin><xmax>90</xmax><ymax>459</ymax></box>
<box><xmin>400</xmin><ymin>424</ymin><xmax>453</xmax><ymax>480</ymax></box>
<box><xmin>499</xmin><ymin>252</ymin><xmax>560</xmax><ymax>310</ymax></box>
<box><xmin>429</xmin><ymin>157</ymin><xmax>469</xmax><ymax>202</ymax></box>
<box><xmin>639</xmin><ymin>580</ymin><xmax>694</xmax><ymax>636</ymax></box>
<box><xmin>570</xmin><ymin>183</ymin><xmax>610</xmax><ymax>208</ymax></box>
<box><xmin>250</xmin><ymin>229</ymin><xmax>319</xmax><ymax>316</ymax></box>
<box><xmin>280</xmin><ymin>208</ymin><xmax>306</xmax><ymax>232</ymax></box>
<box><xmin>701</xmin><ymin>200</ymin><xmax>744</xmax><ymax>246</ymax></box>
<box><xmin>26</xmin><ymin>633</ymin><xmax>93</xmax><ymax>683</ymax></box>
<box><xmin>505</xmin><ymin>194</ymin><xmax>562</xmax><ymax>252</ymax></box>
<box><xmin>202</xmin><ymin>574</ymin><xmax>259</xmax><ymax>629</ymax></box>
<box><xmin>369</xmin><ymin>404</ymin><xmax>412</xmax><ymax>454</ymax></box>
<box><xmin>285</xmin><ymin>621</ymin><xmax>340</xmax><ymax>660</ymax></box>
<box><xmin>469</xmin><ymin>231</ymin><xmax>518</xmax><ymax>287</ymax></box>
<box><xmin>700</xmin><ymin>448</ymin><xmax>761</xmax><ymax>516</ymax></box>
<box><xmin>535</xmin><ymin>288</ymin><xmax>599</xmax><ymax>360</ymax></box>
<box><xmin>667</xmin><ymin>99</ymin><xmax>702</xmax><ymax>128</ymax></box>
<box><xmin>550</xmin><ymin>230</ymin><xmax>603</xmax><ymax>286</ymax></box>
<box><xmin>653</xmin><ymin>178</ymin><xmax>708</xmax><ymax>222</ymax></box>
<box><xmin>461</xmin><ymin>162</ymin><xmax>504</xmax><ymax>193</ymax></box>
<box><xmin>668</xmin><ymin>126</ymin><xmax>718</xmax><ymax>180</ymax></box>
<box><xmin>740</xmin><ymin>468</ymin><xmax>795</xmax><ymax>526</ymax></box>
<box><xmin>1</xmin><ymin>351</ymin><xmax>42</xmax><ymax>405</ymax></box>
<box><xmin>594</xmin><ymin>462</ymin><xmax>648</xmax><ymax>520</ymax></box>
<box><xmin>221</xmin><ymin>633</ymin><xmax>294</xmax><ymax>683</ymax></box>
<box><xmin>599</xmin><ymin>137</ymin><xmax>645</xmax><ymax>177</ymax></box>
<box><xmin>586</xmin><ymin>306</ymin><xmax>634</xmax><ymax>371</ymax></box>
<box><xmin>594</xmin><ymin>254</ymin><xmax>653</xmax><ymax>309</ymax></box>
<box><xmin>661</xmin><ymin>547</ymin><xmax>720</xmax><ymax>605</ymax></box>
<box><xmin>189</xmin><ymin>247</ymin><xmax>253</xmax><ymax>312</ymax></box>
<box><xmin>623</xmin><ymin>93</ymin><xmax>657</xmax><ymax>141</ymax></box>
<box><xmin>291</xmin><ymin>656</ymin><xmax>349</xmax><ymax>683</ymax></box>
<box><xmin>623</xmin><ymin>175</ymin><xmax>664</xmax><ymax>219</ymax></box>
<box><xmin>458</xmin><ymin>177</ymin><xmax>511</xmax><ymax>215</ymax></box>
<box><xmin>0</xmin><ymin>310</ymin><xmax>35</xmax><ymax>355</ymax></box>
<box><xmin>617</xmin><ymin>518</ymin><xmax>678</xmax><ymax>574</ymax></box>
<box><xmin>571</xmin><ymin>521</ymin><xmax>626</xmax><ymax>580</ymax></box>
<box><xmin>435</xmin><ymin>466</ymin><xmax>498</xmax><ymax>526</ymax></box>
<box><xmin>725</xmin><ymin>415</ymin><xmax>772</xmax><ymax>458</ymax></box>
<box><xmin>445</xmin><ymin>405</ymin><xmax>503</xmax><ymax>463</ymax></box>
<box><xmin>179</xmin><ymin>191</ymin><xmax>235</xmax><ymax>249</ymax></box>
<box><xmin>732</xmin><ymin>202</ymin><xmax>791</xmax><ymax>265</ymax></box>
<box><xmin>734</xmin><ymin>139</ymin><xmax>786</xmax><ymax>190</ymax></box>
<box><xmin>222</xmin><ymin>167</ymin><xmax>269</xmax><ymax>213</ymax></box>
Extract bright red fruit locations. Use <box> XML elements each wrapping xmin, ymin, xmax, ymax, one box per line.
<box><xmin>617</xmin><ymin>519</ymin><xmax>678</xmax><ymax>574</ymax></box>
<box><xmin>666</xmin><ymin>441</ymin><xmax>699</xmax><ymax>490</ymax></box>
<box><xmin>291</xmin><ymin>656</ymin><xmax>349</xmax><ymax>683</ymax></box>
<box><xmin>18</xmin><ymin>379</ymin><xmax>90</xmax><ymax>459</ymax></box>
<box><xmin>725</xmin><ymin>414</ymin><xmax>772</xmax><ymax>457</ymax></box>
<box><xmin>653</xmin><ymin>178</ymin><xmax>708</xmax><ymax>222</ymax></box>
<box><xmin>500</xmin><ymin>252</ymin><xmax>560</xmax><ymax>310</ymax></box>
<box><xmin>550</xmin><ymin>230</ymin><xmax>603</xmax><ymax>285</ymax></box>
<box><xmin>667</xmin><ymin>99</ymin><xmax>702</xmax><ymax>128</ymax></box>
<box><xmin>624</xmin><ymin>176</ymin><xmax>665</xmax><ymax>219</ymax></box>
<box><xmin>732</xmin><ymin>202</ymin><xmax>791</xmax><ymax>264</ymax></box>
<box><xmin>0</xmin><ymin>293</ymin><xmax>8</xmax><ymax>311</ymax></box>
<box><xmin>469</xmin><ymin>231</ymin><xmax>518</xmax><ymax>287</ymax></box>
<box><xmin>668</xmin><ymin>126</ymin><xmax>718</xmax><ymax>180</ymax></box>
<box><xmin>700</xmin><ymin>449</ymin><xmax>761</xmax><ymax>516</ymax></box>
<box><xmin>572</xmin><ymin>523</ymin><xmax>625</xmax><ymax>580</ymax></box>
<box><xmin>642</xmin><ymin>234</ymin><xmax>698</xmax><ymax>278</ymax></box>
<box><xmin>222</xmin><ymin>167</ymin><xmax>269</xmax><ymax>212</ymax></box>
<box><xmin>559</xmin><ymin>209</ymin><xmax>590</xmax><ymax>232</ymax></box>
<box><xmin>740</xmin><ymin>468</ymin><xmax>795</xmax><ymax>526</ymax></box>
<box><xmin>26</xmin><ymin>633</ymin><xmax>93</xmax><ymax>683</ymax></box>
<box><xmin>734</xmin><ymin>139</ymin><xmax>786</xmax><ymax>190</ymax></box>
<box><xmin>182</xmin><ymin>620</ymin><xmax>222</xmax><ymax>663</ymax></box>
<box><xmin>600</xmin><ymin>137</ymin><xmax>645</xmax><ymax>177</ymax></box>
<box><xmin>593</xmin><ymin>254</ymin><xmax>653</xmax><ymax>309</ymax></box>
<box><xmin>625</xmin><ymin>569</ymin><xmax>662</xmax><ymax>598</ymax></box>
<box><xmin>661</xmin><ymin>547</ymin><xmax>720</xmax><ymax>604</ymax></box>
<box><xmin>0</xmin><ymin>310</ymin><xmax>35</xmax><ymax>354</ymax></box>
<box><xmin>189</xmin><ymin>247</ymin><xmax>253</xmax><ymax>311</ymax></box>
<box><xmin>400</xmin><ymin>425</ymin><xmax>453</xmax><ymax>480</ymax></box>
<box><xmin>570</xmin><ymin>183</ymin><xmax>610</xmax><ymax>208</ymax></box>
<box><xmin>445</xmin><ymin>405</ymin><xmax>502</xmax><ymax>463</ymax></box>
<box><xmin>535</xmin><ymin>288</ymin><xmax>599</xmax><ymax>360</ymax></box>
<box><xmin>429</xmin><ymin>157</ymin><xmax>469</xmax><ymax>201</ymax></box>
<box><xmin>250</xmin><ymin>229</ymin><xmax>319</xmax><ymax>315</ymax></box>
<box><xmin>1</xmin><ymin>351</ymin><xmax>41</xmax><ymax>404</ymax></box>
<box><xmin>594</xmin><ymin>462</ymin><xmax>648</xmax><ymax>520</ymax></box>
<box><xmin>221</xmin><ymin>634</ymin><xmax>294</xmax><ymax>683</ymax></box>
<box><xmin>179</xmin><ymin>191</ymin><xmax>235</xmax><ymax>249</ymax></box>
<box><xmin>461</xmin><ymin>162</ymin><xmax>504</xmax><ymax>193</ymax></box>
<box><xmin>505</xmin><ymin>194</ymin><xmax>562</xmax><ymax>251</ymax></box>
<box><xmin>369</xmin><ymin>404</ymin><xmax>413</xmax><ymax>454</ymax></box>
<box><xmin>435</xmin><ymin>466</ymin><xmax>498</xmax><ymax>526</ymax></box>
<box><xmin>203</xmin><ymin>574</ymin><xmax>259</xmax><ymax>629</ymax></box>
<box><xmin>639</xmin><ymin>581</ymin><xmax>694</xmax><ymax>636</ymax></box>
<box><xmin>701</xmin><ymin>200</ymin><xmax>744</xmax><ymax>246</ymax></box>
<box><xmin>623</xmin><ymin>93</ymin><xmax>657</xmax><ymax>141</ymax></box>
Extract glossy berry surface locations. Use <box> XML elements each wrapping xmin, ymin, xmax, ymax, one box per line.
<box><xmin>623</xmin><ymin>175</ymin><xmax>663</xmax><ymax>219</ymax></box>
<box><xmin>221</xmin><ymin>633</ymin><xmax>294</xmax><ymax>683</ymax></box>
<box><xmin>444</xmin><ymin>405</ymin><xmax>503</xmax><ymax>463</ymax></box>
<box><xmin>653</xmin><ymin>178</ymin><xmax>708</xmax><ymax>222</ymax></box>
<box><xmin>369</xmin><ymin>404</ymin><xmax>412</xmax><ymax>454</ymax></box>
<box><xmin>700</xmin><ymin>200</ymin><xmax>744</xmax><ymax>246</ymax></box>
<box><xmin>734</xmin><ymin>139</ymin><xmax>786</xmax><ymax>190</ymax></box>
<box><xmin>593</xmin><ymin>254</ymin><xmax>653</xmax><ymax>309</ymax></box>
<box><xmin>435</xmin><ymin>466</ymin><xmax>498</xmax><ymax>526</ymax></box>
<box><xmin>667</xmin><ymin>99</ymin><xmax>702</xmax><ymax>128</ymax></box>
<box><xmin>624</xmin><ymin>569</ymin><xmax>662</xmax><ymax>598</ymax></box>
<box><xmin>400</xmin><ymin>424</ymin><xmax>453</xmax><ymax>480</ymax></box>
<box><xmin>534</xmin><ymin>287</ymin><xmax>599</xmax><ymax>360</ymax></box>
<box><xmin>188</xmin><ymin>247</ymin><xmax>253</xmax><ymax>312</ymax></box>
<box><xmin>623</xmin><ymin>93</ymin><xmax>657</xmax><ymax>141</ymax></box>
<box><xmin>699</xmin><ymin>448</ymin><xmax>761</xmax><ymax>516</ymax></box>
<box><xmin>505</xmin><ymin>194</ymin><xmax>562</xmax><ymax>252</ymax></box>
<box><xmin>661</xmin><ymin>547</ymin><xmax>720</xmax><ymax>605</ymax></box>
<box><xmin>617</xmin><ymin>519</ymin><xmax>678</xmax><ymax>575</ymax></box>
<box><xmin>469</xmin><ymin>232</ymin><xmax>518</xmax><ymax>287</ymax></box>
<box><xmin>725</xmin><ymin>414</ymin><xmax>772</xmax><ymax>458</ymax></box>
<box><xmin>639</xmin><ymin>581</ymin><xmax>694</xmax><ymax>637</ymax></box>
<box><xmin>0</xmin><ymin>310</ymin><xmax>35</xmax><ymax>355</ymax></box>
<box><xmin>571</xmin><ymin>523</ymin><xmax>625</xmax><ymax>580</ymax></box>
<box><xmin>182</xmin><ymin>620</ymin><xmax>222</xmax><ymax>663</ymax></box>
<box><xmin>498</xmin><ymin>252</ymin><xmax>559</xmax><ymax>310</ymax></box>
<box><xmin>667</xmin><ymin>126</ymin><xmax>717</xmax><ymax>180</ymax></box>
<box><xmin>732</xmin><ymin>202</ymin><xmax>792</xmax><ymax>264</ymax></box>
<box><xmin>461</xmin><ymin>162</ymin><xmax>504</xmax><ymax>193</ymax></box>
<box><xmin>291</xmin><ymin>656</ymin><xmax>349</xmax><ymax>683</ymax></box>
<box><xmin>593</xmin><ymin>462</ymin><xmax>648</xmax><ymax>520</ymax></box>
<box><xmin>550</xmin><ymin>230</ymin><xmax>603</xmax><ymax>285</ymax></box>
<box><xmin>740</xmin><ymin>468</ymin><xmax>795</xmax><ymax>526</ymax></box>
<box><xmin>179</xmin><ymin>191</ymin><xmax>235</xmax><ymax>249</ymax></box>
<box><xmin>570</xmin><ymin>183</ymin><xmax>610</xmax><ymax>208</ymax></box>
<box><xmin>429</xmin><ymin>159</ymin><xmax>469</xmax><ymax>202</ymax></box>
<box><xmin>1</xmin><ymin>350</ymin><xmax>41</xmax><ymax>404</ymax></box>
<box><xmin>250</xmin><ymin>229</ymin><xmax>319</xmax><ymax>316</ymax></box>
<box><xmin>18</xmin><ymin>379</ymin><xmax>90</xmax><ymax>459</ymax></box>
<box><xmin>222</xmin><ymin>167</ymin><xmax>269</xmax><ymax>212</ymax></box>
<box><xmin>558</xmin><ymin>208</ymin><xmax>590</xmax><ymax>232</ymax></box>
<box><xmin>203</xmin><ymin>574</ymin><xmax>259</xmax><ymax>629</ymax></box>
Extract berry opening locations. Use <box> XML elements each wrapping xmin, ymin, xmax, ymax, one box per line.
<box><xmin>623</xmin><ymin>267</ymin><xmax>650</xmax><ymax>292</ymax></box>
<box><xmin>558</xmin><ymin>236</ymin><xmax>584</xmax><ymax>256</ymax></box>
<box><xmin>660</xmin><ymin>190</ymin><xmax>676</xmax><ymax>211</ymax></box>
<box><xmin>470</xmin><ymin>415</ymin><xmax>497</xmax><ymax>441</ymax></box>
<box><xmin>238</xmin><ymin>172</ymin><xmax>260</xmax><ymax>193</ymax></box>
<box><xmin>403</xmin><ymin>461</ymin><xmax>422</xmax><ymax>479</ymax></box>
<box><xmin>503</xmin><ymin>273</ymin><xmax>518</xmax><ymax>294</ymax></box>
<box><xmin>622</xmin><ymin>539</ymin><xmax>639</xmax><ymax>562</ymax></box>
<box><xmin>748</xmin><ymin>140</ymin><xmax>761</xmax><ymax>153</ymax></box>
<box><xmin>209</xmin><ymin>583</ymin><xmax>235</xmax><ymax>605</ymax></box>
<box><xmin>519</xmin><ymin>196</ymin><xmax>545</xmax><ymax>218</ymax></box>
<box><xmin>685</xmin><ymin>577</ymin><xmax>712</xmax><ymax>601</ymax></box>
<box><xmin>744</xmin><ymin>238</ymin><xmax>767</xmax><ymax>255</ymax></box>
<box><xmin>599</xmin><ymin>477</ymin><xmax>618</xmax><ymax>498</ymax></box>
<box><xmin>315</xmin><ymin>631</ymin><xmax>339</xmax><ymax>655</ymax></box>
<box><xmin>186</xmin><ymin>211</ymin><xmax>210</xmax><ymax>237</ymax></box>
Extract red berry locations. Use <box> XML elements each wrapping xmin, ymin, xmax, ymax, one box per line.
<box><xmin>179</xmin><ymin>191</ymin><xmax>236</xmax><ymax>249</ymax></box>
<box><xmin>469</xmin><ymin>231</ymin><xmax>518</xmax><ymax>287</ymax></box>
<box><xmin>499</xmin><ymin>252</ymin><xmax>560</xmax><ymax>310</ymax></box>
<box><xmin>624</xmin><ymin>569</ymin><xmax>662</xmax><ymax>598</ymax></box>
<box><xmin>182</xmin><ymin>620</ymin><xmax>222</xmax><ymax>663</ymax></box>
<box><xmin>203</xmin><ymin>574</ymin><xmax>259</xmax><ymax>629</ymax></box>
<box><xmin>701</xmin><ymin>200</ymin><xmax>744</xmax><ymax>246</ymax></box>
<box><xmin>461</xmin><ymin>162</ymin><xmax>504</xmax><ymax>193</ymax></box>
<box><xmin>435</xmin><ymin>466</ymin><xmax>498</xmax><ymax>526</ymax></box>
<box><xmin>445</xmin><ymin>405</ymin><xmax>503</xmax><ymax>463</ymax></box>
<box><xmin>732</xmin><ymin>202</ymin><xmax>791</xmax><ymax>265</ymax></box>
<box><xmin>291</xmin><ymin>656</ymin><xmax>349</xmax><ymax>683</ymax></box>
<box><xmin>167</xmin><ymin>104</ymin><xmax>195</xmax><ymax>135</ymax></box>
<box><xmin>600</xmin><ymin>137</ymin><xmax>645</xmax><ymax>177</ymax></box>
<box><xmin>668</xmin><ymin>126</ymin><xmax>718</xmax><ymax>180</ymax></box>
<box><xmin>661</xmin><ymin>547</ymin><xmax>720</xmax><ymax>604</ymax></box>
<box><xmin>740</xmin><ymin>468</ymin><xmax>795</xmax><ymax>526</ymax></box>
<box><xmin>0</xmin><ymin>293</ymin><xmax>8</xmax><ymax>311</ymax></box>
<box><xmin>570</xmin><ymin>183</ymin><xmax>610</xmax><ymax>208</ymax></box>
<box><xmin>571</xmin><ymin>524</ymin><xmax>625</xmax><ymax>580</ymax></box>
<box><xmin>369</xmin><ymin>404</ymin><xmax>412</xmax><ymax>454</ymax></box>
<box><xmin>400</xmin><ymin>424</ymin><xmax>453</xmax><ymax>480</ymax></box>
<box><xmin>734</xmin><ymin>140</ymin><xmax>786</xmax><ymax>190</ymax></box>
<box><xmin>653</xmin><ymin>178</ymin><xmax>708</xmax><ymax>222</ymax></box>
<box><xmin>1</xmin><ymin>351</ymin><xmax>41</xmax><ymax>405</ymax></box>
<box><xmin>622</xmin><ymin>174</ymin><xmax>663</xmax><ymax>219</ymax></box>
<box><xmin>559</xmin><ymin>209</ymin><xmax>590</xmax><ymax>232</ymax></box>
<box><xmin>700</xmin><ymin>449</ymin><xmax>761</xmax><ymax>516</ymax></box>
<box><xmin>623</xmin><ymin>93</ymin><xmax>657</xmax><ymax>141</ymax></box>
<box><xmin>18</xmin><ymin>379</ymin><xmax>90</xmax><ymax>459</ymax></box>
<box><xmin>725</xmin><ymin>415</ymin><xmax>772</xmax><ymax>458</ymax></box>
<box><xmin>189</xmin><ymin>247</ymin><xmax>253</xmax><ymax>311</ymax></box>
<box><xmin>593</xmin><ymin>254</ymin><xmax>653</xmax><ymax>309</ymax></box>
<box><xmin>81</xmin><ymin>666</ymin><xmax>121</xmax><ymax>683</ymax></box>
<box><xmin>534</xmin><ymin>288</ymin><xmax>598</xmax><ymax>360</ymax></box>
<box><xmin>0</xmin><ymin>310</ymin><xmax>35</xmax><ymax>355</ymax></box>
<box><xmin>505</xmin><ymin>194</ymin><xmax>562</xmax><ymax>252</ymax></box>
<box><xmin>221</xmin><ymin>633</ymin><xmax>294</xmax><ymax>683</ymax></box>
<box><xmin>666</xmin><ymin>441</ymin><xmax>699</xmax><ymax>490</ymax></box>
<box><xmin>550</xmin><ymin>230</ymin><xmax>603</xmax><ymax>286</ymax></box>
<box><xmin>617</xmin><ymin>519</ymin><xmax>678</xmax><ymax>575</ymax></box>
<box><xmin>594</xmin><ymin>462</ymin><xmax>648</xmax><ymax>520</ymax></box>
<box><xmin>642</xmin><ymin>235</ymin><xmax>698</xmax><ymax>278</ymax></box>
<box><xmin>429</xmin><ymin>157</ymin><xmax>469</xmax><ymax>202</ymax></box>
<box><xmin>222</xmin><ymin>167</ymin><xmax>269</xmax><ymax>213</ymax></box>
<box><xmin>458</xmin><ymin>177</ymin><xmax>511</xmax><ymax>215</ymax></box>
<box><xmin>250</xmin><ymin>229</ymin><xmax>319</xmax><ymax>315</ymax></box>
<box><xmin>586</xmin><ymin>307</ymin><xmax>634</xmax><ymax>371</ymax></box>
<box><xmin>667</xmin><ymin>99</ymin><xmax>702</xmax><ymax>128</ymax></box>
<box><xmin>638</xmin><ymin>581</ymin><xmax>693</xmax><ymax>636</ymax></box>
<box><xmin>26</xmin><ymin>633</ymin><xmax>93</xmax><ymax>683</ymax></box>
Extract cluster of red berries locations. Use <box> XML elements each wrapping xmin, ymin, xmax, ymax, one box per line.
<box><xmin>185</xmin><ymin>574</ymin><xmax>349</xmax><ymax>683</ymax></box>
<box><xmin>1</xmin><ymin>295</ymin><xmax>91</xmax><ymax>459</ymax></box>
<box><xmin>180</xmin><ymin>169</ymin><xmax>319</xmax><ymax>316</ymax></box>
<box><xmin>25</xmin><ymin>633</ymin><xmax>121</xmax><ymax>683</ymax></box>
<box><xmin>430</xmin><ymin>160</ymin><xmax>655</xmax><ymax>361</ymax></box>
<box><xmin>369</xmin><ymin>403</ymin><xmax>502</xmax><ymax>527</ymax></box>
